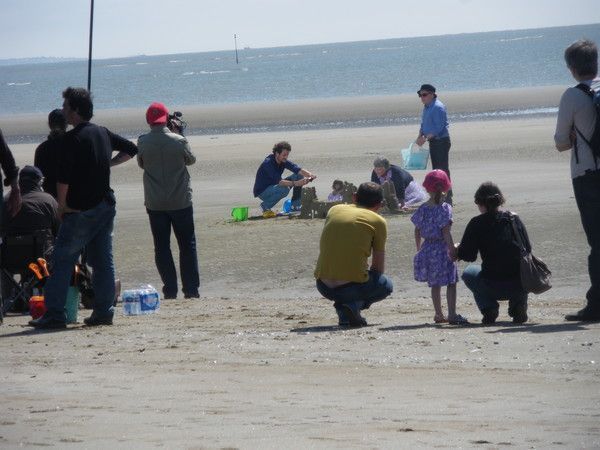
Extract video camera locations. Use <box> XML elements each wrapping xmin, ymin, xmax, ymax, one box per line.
<box><xmin>167</xmin><ymin>111</ymin><xmax>187</xmax><ymax>136</ymax></box>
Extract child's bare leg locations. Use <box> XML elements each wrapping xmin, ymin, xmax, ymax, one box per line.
<box><xmin>431</xmin><ymin>286</ymin><xmax>444</xmax><ymax>320</ymax></box>
<box><xmin>446</xmin><ymin>283</ymin><xmax>457</xmax><ymax>319</ymax></box>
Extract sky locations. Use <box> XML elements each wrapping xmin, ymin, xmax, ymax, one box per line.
<box><xmin>1</xmin><ymin>0</ymin><xmax>599</xmax><ymax>60</ymax></box>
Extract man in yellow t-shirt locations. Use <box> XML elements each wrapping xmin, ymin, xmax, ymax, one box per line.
<box><xmin>315</xmin><ymin>182</ymin><xmax>393</xmax><ymax>327</ymax></box>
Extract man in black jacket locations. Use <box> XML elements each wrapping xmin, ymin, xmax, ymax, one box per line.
<box><xmin>28</xmin><ymin>87</ymin><xmax>137</xmax><ymax>329</ymax></box>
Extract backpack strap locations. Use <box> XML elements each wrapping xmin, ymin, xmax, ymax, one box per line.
<box><xmin>574</xmin><ymin>83</ymin><xmax>599</xmax><ymax>169</ymax></box>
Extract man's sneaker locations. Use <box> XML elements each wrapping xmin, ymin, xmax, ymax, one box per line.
<box><xmin>262</xmin><ymin>210</ymin><xmax>276</xmax><ymax>219</ymax></box>
<box><xmin>83</xmin><ymin>315</ymin><xmax>113</xmax><ymax>326</ymax></box>
<box><xmin>565</xmin><ymin>305</ymin><xmax>600</xmax><ymax>322</ymax></box>
<box><xmin>341</xmin><ymin>302</ymin><xmax>368</xmax><ymax>327</ymax></box>
<box><xmin>28</xmin><ymin>316</ymin><xmax>67</xmax><ymax>329</ymax></box>
<box><xmin>481</xmin><ymin>308</ymin><xmax>499</xmax><ymax>325</ymax></box>
<box><xmin>335</xmin><ymin>307</ymin><xmax>350</xmax><ymax>327</ymax></box>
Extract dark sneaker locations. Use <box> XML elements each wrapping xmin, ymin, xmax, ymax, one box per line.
<box><xmin>509</xmin><ymin>303</ymin><xmax>528</xmax><ymax>324</ymax></box>
<box><xmin>28</xmin><ymin>316</ymin><xmax>67</xmax><ymax>329</ymax></box>
<box><xmin>184</xmin><ymin>292</ymin><xmax>200</xmax><ymax>299</ymax></box>
<box><xmin>83</xmin><ymin>315</ymin><xmax>113</xmax><ymax>326</ymax></box>
<box><xmin>481</xmin><ymin>308</ymin><xmax>499</xmax><ymax>325</ymax></box>
<box><xmin>335</xmin><ymin>306</ymin><xmax>350</xmax><ymax>327</ymax></box>
<box><xmin>565</xmin><ymin>306</ymin><xmax>600</xmax><ymax>322</ymax></box>
<box><xmin>341</xmin><ymin>302</ymin><xmax>368</xmax><ymax>327</ymax></box>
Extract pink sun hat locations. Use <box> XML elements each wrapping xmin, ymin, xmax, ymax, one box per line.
<box><xmin>422</xmin><ymin>169</ymin><xmax>451</xmax><ymax>193</ymax></box>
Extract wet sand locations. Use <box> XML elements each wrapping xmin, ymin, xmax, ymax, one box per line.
<box><xmin>1</xmin><ymin>92</ymin><xmax>599</xmax><ymax>448</ymax></box>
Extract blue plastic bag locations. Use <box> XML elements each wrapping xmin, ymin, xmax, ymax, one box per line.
<box><xmin>401</xmin><ymin>142</ymin><xmax>429</xmax><ymax>170</ymax></box>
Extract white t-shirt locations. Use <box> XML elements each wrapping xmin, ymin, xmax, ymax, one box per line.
<box><xmin>554</xmin><ymin>78</ymin><xmax>600</xmax><ymax>179</ymax></box>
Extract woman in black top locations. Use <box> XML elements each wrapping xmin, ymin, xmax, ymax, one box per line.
<box><xmin>34</xmin><ymin>109</ymin><xmax>67</xmax><ymax>199</ymax></box>
<box><xmin>456</xmin><ymin>182</ymin><xmax>530</xmax><ymax>325</ymax></box>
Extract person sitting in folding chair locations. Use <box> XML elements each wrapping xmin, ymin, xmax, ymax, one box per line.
<box><xmin>1</xmin><ymin>166</ymin><xmax>59</xmax><ymax>312</ymax></box>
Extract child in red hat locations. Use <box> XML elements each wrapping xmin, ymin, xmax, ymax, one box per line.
<box><xmin>411</xmin><ymin>170</ymin><xmax>468</xmax><ymax>325</ymax></box>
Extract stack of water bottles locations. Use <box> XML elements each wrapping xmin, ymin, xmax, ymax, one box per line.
<box><xmin>122</xmin><ymin>284</ymin><xmax>160</xmax><ymax>316</ymax></box>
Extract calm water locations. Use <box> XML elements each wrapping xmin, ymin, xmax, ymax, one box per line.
<box><xmin>1</xmin><ymin>24</ymin><xmax>599</xmax><ymax>118</ymax></box>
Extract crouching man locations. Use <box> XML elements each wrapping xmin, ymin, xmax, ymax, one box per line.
<box><xmin>314</xmin><ymin>182</ymin><xmax>393</xmax><ymax>327</ymax></box>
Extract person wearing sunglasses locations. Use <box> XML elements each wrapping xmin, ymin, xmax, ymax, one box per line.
<box><xmin>416</xmin><ymin>84</ymin><xmax>453</xmax><ymax>205</ymax></box>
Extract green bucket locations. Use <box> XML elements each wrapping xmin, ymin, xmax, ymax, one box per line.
<box><xmin>231</xmin><ymin>206</ymin><xmax>249</xmax><ymax>222</ymax></box>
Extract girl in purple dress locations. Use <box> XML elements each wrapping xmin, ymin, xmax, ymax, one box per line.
<box><xmin>411</xmin><ymin>170</ymin><xmax>468</xmax><ymax>325</ymax></box>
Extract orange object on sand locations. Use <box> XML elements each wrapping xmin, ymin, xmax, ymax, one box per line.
<box><xmin>37</xmin><ymin>258</ymin><xmax>50</xmax><ymax>277</ymax></box>
<box><xmin>28</xmin><ymin>263</ymin><xmax>43</xmax><ymax>280</ymax></box>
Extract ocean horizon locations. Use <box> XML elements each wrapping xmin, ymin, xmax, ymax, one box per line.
<box><xmin>1</xmin><ymin>23</ymin><xmax>599</xmax><ymax>140</ymax></box>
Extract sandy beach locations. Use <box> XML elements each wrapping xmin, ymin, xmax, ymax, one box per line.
<box><xmin>1</xmin><ymin>88</ymin><xmax>599</xmax><ymax>448</ymax></box>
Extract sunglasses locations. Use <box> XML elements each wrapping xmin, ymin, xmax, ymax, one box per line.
<box><xmin>418</xmin><ymin>92</ymin><xmax>432</xmax><ymax>98</ymax></box>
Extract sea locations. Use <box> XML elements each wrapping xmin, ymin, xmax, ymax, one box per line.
<box><xmin>1</xmin><ymin>23</ymin><xmax>599</xmax><ymax>138</ymax></box>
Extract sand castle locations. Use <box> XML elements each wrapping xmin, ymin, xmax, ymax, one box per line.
<box><xmin>299</xmin><ymin>181</ymin><xmax>357</xmax><ymax>219</ymax></box>
<box><xmin>299</xmin><ymin>180</ymin><xmax>409</xmax><ymax>218</ymax></box>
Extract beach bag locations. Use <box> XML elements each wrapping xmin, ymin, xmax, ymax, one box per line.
<box><xmin>508</xmin><ymin>213</ymin><xmax>552</xmax><ymax>294</ymax></box>
<box><xmin>574</xmin><ymin>83</ymin><xmax>600</xmax><ymax>166</ymax></box>
<box><xmin>401</xmin><ymin>142</ymin><xmax>429</xmax><ymax>170</ymax></box>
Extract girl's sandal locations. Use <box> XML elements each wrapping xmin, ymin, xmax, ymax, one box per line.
<box><xmin>434</xmin><ymin>315</ymin><xmax>448</xmax><ymax>324</ymax></box>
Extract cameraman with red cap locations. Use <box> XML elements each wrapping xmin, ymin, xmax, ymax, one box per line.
<box><xmin>137</xmin><ymin>102</ymin><xmax>199</xmax><ymax>300</ymax></box>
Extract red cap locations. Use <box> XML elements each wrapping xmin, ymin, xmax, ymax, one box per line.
<box><xmin>422</xmin><ymin>169</ymin><xmax>451</xmax><ymax>193</ymax></box>
<box><xmin>146</xmin><ymin>102</ymin><xmax>168</xmax><ymax>125</ymax></box>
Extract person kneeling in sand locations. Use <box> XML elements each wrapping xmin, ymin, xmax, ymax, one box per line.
<box><xmin>371</xmin><ymin>157</ymin><xmax>427</xmax><ymax>210</ymax></box>
<box><xmin>314</xmin><ymin>182</ymin><xmax>393</xmax><ymax>327</ymax></box>
<box><xmin>252</xmin><ymin>141</ymin><xmax>316</xmax><ymax>218</ymax></box>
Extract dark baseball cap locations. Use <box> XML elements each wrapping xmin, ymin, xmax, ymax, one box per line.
<box><xmin>19</xmin><ymin>165</ymin><xmax>43</xmax><ymax>181</ymax></box>
<box><xmin>417</xmin><ymin>84</ymin><xmax>436</xmax><ymax>95</ymax></box>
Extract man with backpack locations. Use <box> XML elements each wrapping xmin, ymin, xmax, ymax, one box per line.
<box><xmin>555</xmin><ymin>39</ymin><xmax>600</xmax><ymax>322</ymax></box>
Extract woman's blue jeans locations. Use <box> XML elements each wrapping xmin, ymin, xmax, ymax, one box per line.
<box><xmin>461</xmin><ymin>264</ymin><xmax>527</xmax><ymax>314</ymax></box>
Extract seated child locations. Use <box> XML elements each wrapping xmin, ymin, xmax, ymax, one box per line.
<box><xmin>327</xmin><ymin>180</ymin><xmax>344</xmax><ymax>202</ymax></box>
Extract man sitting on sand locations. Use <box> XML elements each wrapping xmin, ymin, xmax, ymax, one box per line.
<box><xmin>252</xmin><ymin>141</ymin><xmax>316</xmax><ymax>218</ymax></box>
<box><xmin>314</xmin><ymin>182</ymin><xmax>393</xmax><ymax>327</ymax></box>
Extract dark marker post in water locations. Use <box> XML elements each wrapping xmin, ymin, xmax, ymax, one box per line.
<box><xmin>87</xmin><ymin>0</ymin><xmax>95</xmax><ymax>91</ymax></box>
<box><xmin>234</xmin><ymin>34</ymin><xmax>239</xmax><ymax>65</ymax></box>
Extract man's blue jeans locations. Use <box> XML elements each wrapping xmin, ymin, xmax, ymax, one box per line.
<box><xmin>573</xmin><ymin>170</ymin><xmax>600</xmax><ymax>309</ymax></box>
<box><xmin>43</xmin><ymin>196</ymin><xmax>116</xmax><ymax>322</ymax></box>
<box><xmin>462</xmin><ymin>264</ymin><xmax>527</xmax><ymax>314</ymax></box>
<box><xmin>147</xmin><ymin>206</ymin><xmax>200</xmax><ymax>298</ymax></box>
<box><xmin>316</xmin><ymin>270</ymin><xmax>393</xmax><ymax>310</ymax></box>
<box><xmin>258</xmin><ymin>174</ymin><xmax>303</xmax><ymax>211</ymax></box>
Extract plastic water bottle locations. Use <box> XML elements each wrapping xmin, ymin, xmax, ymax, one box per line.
<box><xmin>140</xmin><ymin>285</ymin><xmax>160</xmax><ymax>314</ymax></box>
<box><xmin>282</xmin><ymin>199</ymin><xmax>292</xmax><ymax>213</ymax></box>
<box><xmin>122</xmin><ymin>289</ymin><xmax>141</xmax><ymax>316</ymax></box>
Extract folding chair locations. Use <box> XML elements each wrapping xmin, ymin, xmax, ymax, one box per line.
<box><xmin>0</xmin><ymin>233</ymin><xmax>46</xmax><ymax>315</ymax></box>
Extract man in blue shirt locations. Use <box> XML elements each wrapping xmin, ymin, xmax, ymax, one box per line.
<box><xmin>253</xmin><ymin>141</ymin><xmax>316</xmax><ymax>218</ymax></box>
<box><xmin>416</xmin><ymin>84</ymin><xmax>453</xmax><ymax>204</ymax></box>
